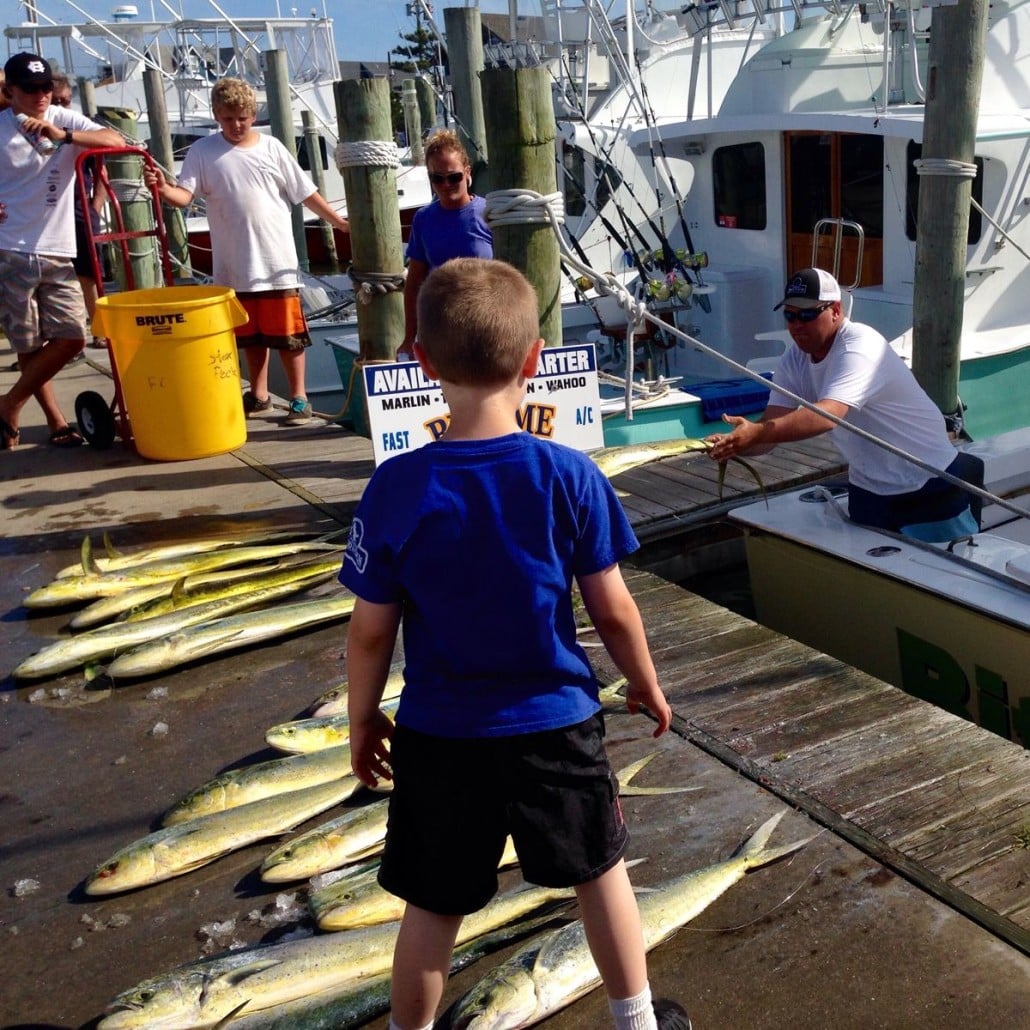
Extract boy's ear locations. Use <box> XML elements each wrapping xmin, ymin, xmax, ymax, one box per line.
<box><xmin>413</xmin><ymin>341</ymin><xmax>438</xmax><ymax>380</ymax></box>
<box><xmin>522</xmin><ymin>338</ymin><xmax>545</xmax><ymax>379</ymax></box>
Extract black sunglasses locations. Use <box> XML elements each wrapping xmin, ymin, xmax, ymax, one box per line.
<box><xmin>782</xmin><ymin>303</ymin><xmax>832</xmax><ymax>323</ymax></box>
<box><xmin>429</xmin><ymin>171</ymin><xmax>466</xmax><ymax>186</ymax></box>
<box><xmin>20</xmin><ymin>82</ymin><xmax>54</xmax><ymax>94</ymax></box>
<box><xmin>53</xmin><ymin>96</ymin><xmax>72</xmax><ymax>107</ymax></box>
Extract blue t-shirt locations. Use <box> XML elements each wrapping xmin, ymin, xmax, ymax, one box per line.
<box><xmin>339</xmin><ymin>433</ymin><xmax>638</xmax><ymax>738</ymax></box>
<box><xmin>405</xmin><ymin>195</ymin><xmax>493</xmax><ymax>269</ymax></box>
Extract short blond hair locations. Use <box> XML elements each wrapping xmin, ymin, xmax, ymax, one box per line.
<box><xmin>211</xmin><ymin>77</ymin><xmax>257</xmax><ymax>116</ymax></box>
<box><xmin>417</xmin><ymin>259</ymin><xmax>540</xmax><ymax>387</ymax></box>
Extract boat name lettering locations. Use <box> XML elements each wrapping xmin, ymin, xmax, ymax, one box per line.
<box><xmin>898</xmin><ymin>629</ymin><xmax>1027</xmax><ymax>748</ymax></box>
<box><xmin>369</xmin><ymin>366</ymin><xmax>435</xmax><ymax>395</ymax></box>
<box><xmin>538</xmin><ymin>350</ymin><xmax>593</xmax><ymax>375</ymax></box>
<box><xmin>135</xmin><ymin>313</ymin><xmax>187</xmax><ymax>326</ymax></box>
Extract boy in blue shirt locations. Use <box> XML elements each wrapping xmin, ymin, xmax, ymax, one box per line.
<box><xmin>340</xmin><ymin>258</ymin><xmax>689</xmax><ymax>1030</ymax></box>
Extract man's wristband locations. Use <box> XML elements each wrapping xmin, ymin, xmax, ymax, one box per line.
<box><xmin>63</xmin><ymin>128</ymin><xmax>74</xmax><ymax>145</ymax></box>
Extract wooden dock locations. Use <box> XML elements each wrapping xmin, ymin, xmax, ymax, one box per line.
<box><xmin>585</xmin><ymin>568</ymin><xmax>1030</xmax><ymax>956</ymax></box>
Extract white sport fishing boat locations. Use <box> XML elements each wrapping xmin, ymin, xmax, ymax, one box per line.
<box><xmin>729</xmin><ymin>427</ymin><xmax>1030</xmax><ymax>749</ymax></box>
<box><xmin>512</xmin><ymin>0</ymin><xmax>1030</xmax><ymax>445</ymax></box>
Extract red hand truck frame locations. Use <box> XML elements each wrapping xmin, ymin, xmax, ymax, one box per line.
<box><xmin>73</xmin><ymin>146</ymin><xmax>177</xmax><ymax>449</ymax></box>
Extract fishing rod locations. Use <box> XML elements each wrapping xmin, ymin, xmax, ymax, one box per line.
<box><xmin>546</xmin><ymin>49</ymin><xmax>705</xmax><ymax>293</ymax></box>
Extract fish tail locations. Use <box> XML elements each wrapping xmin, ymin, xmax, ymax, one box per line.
<box><xmin>737</xmin><ymin>810</ymin><xmax>815</xmax><ymax>870</ymax></box>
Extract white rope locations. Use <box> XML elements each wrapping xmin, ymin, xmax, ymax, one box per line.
<box><xmin>108</xmin><ymin>179</ymin><xmax>152</xmax><ymax>204</ymax></box>
<box><xmin>913</xmin><ymin>157</ymin><xmax>978</xmax><ymax>179</ymax></box>
<box><xmin>334</xmin><ymin>140</ymin><xmax>401</xmax><ymax>170</ymax></box>
<box><xmin>484</xmin><ymin>188</ymin><xmax>565</xmax><ymax>228</ymax></box>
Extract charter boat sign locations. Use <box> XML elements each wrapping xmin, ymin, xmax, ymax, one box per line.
<box><xmin>363</xmin><ymin>343</ymin><xmax>605</xmax><ymax>465</ymax></box>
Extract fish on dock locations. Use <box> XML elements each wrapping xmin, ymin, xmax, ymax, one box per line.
<box><xmin>97</xmin><ymin>882</ymin><xmax>576</xmax><ymax>1027</ymax></box>
<box><xmin>24</xmin><ymin>540</ymin><xmax>344</xmax><ymax>609</ymax></box>
<box><xmin>104</xmin><ymin>594</ymin><xmax>356</xmax><ymax>680</ymax></box>
<box><xmin>305</xmin><ymin>668</ymin><xmax>406</xmax><ymax>718</ymax></box>
<box><xmin>54</xmin><ymin>527</ymin><xmax>332</xmax><ymax>579</ymax></box>
<box><xmin>446</xmin><ymin>811</ymin><xmax>813</xmax><ymax>1028</ymax></box>
<box><xmin>162</xmin><ymin>744</ymin><xmax>359</xmax><ymax>826</ymax></box>
<box><xmin>13</xmin><ymin>562</ymin><xmax>341</xmax><ymax>681</ymax></box>
<box><xmin>84</xmin><ymin>777</ymin><xmax>363</xmax><ymax>896</ymax></box>
<box><xmin>265</xmin><ymin>696</ymin><xmax>401</xmax><ymax>754</ymax></box>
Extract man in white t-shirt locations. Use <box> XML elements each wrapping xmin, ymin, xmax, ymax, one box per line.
<box><xmin>0</xmin><ymin>52</ymin><xmax>122</xmax><ymax>450</ymax></box>
<box><xmin>145</xmin><ymin>77</ymin><xmax>350</xmax><ymax>427</ymax></box>
<box><xmin>706</xmin><ymin>267</ymin><xmax>977</xmax><ymax>539</ymax></box>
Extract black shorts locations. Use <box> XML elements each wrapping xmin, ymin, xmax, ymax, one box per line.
<box><xmin>848</xmin><ymin>455</ymin><xmax>977</xmax><ymax>532</ymax></box>
<box><xmin>73</xmin><ymin>210</ymin><xmax>103</xmax><ymax>279</ymax></box>
<box><xmin>378</xmin><ymin>711</ymin><xmax>628</xmax><ymax>915</ymax></box>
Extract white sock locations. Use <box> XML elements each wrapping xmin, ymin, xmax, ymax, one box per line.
<box><xmin>388</xmin><ymin>1020</ymin><xmax>434</xmax><ymax>1030</ymax></box>
<box><xmin>610</xmin><ymin>983</ymin><xmax>657</xmax><ymax>1030</ymax></box>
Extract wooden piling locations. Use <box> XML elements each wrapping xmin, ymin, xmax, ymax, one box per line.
<box><xmin>402</xmin><ymin>79</ymin><xmax>425</xmax><ymax>165</ymax></box>
<box><xmin>97</xmin><ymin>107</ymin><xmax>162</xmax><ymax>291</ymax></box>
<box><xmin>76</xmin><ymin>76</ymin><xmax>96</xmax><ymax>119</ymax></box>
<box><xmin>143</xmin><ymin>66</ymin><xmax>191</xmax><ymax>281</ymax></box>
<box><xmin>334</xmin><ymin>77</ymin><xmax>406</xmax><ymax>363</ymax></box>
<box><xmin>912</xmin><ymin>0</ymin><xmax>991</xmax><ymax>422</ymax></box>
<box><xmin>302</xmin><ymin>109</ymin><xmax>339</xmax><ymax>270</ymax></box>
<box><xmin>265</xmin><ymin>49</ymin><xmax>309</xmax><ymax>272</ymax></box>
<box><xmin>443</xmin><ymin>5</ymin><xmax>488</xmax><ymax>184</ymax></box>
<box><xmin>481</xmin><ymin>66</ymin><xmax>563</xmax><ymax>348</ymax></box>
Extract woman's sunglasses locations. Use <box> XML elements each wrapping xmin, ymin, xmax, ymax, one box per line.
<box><xmin>21</xmin><ymin>82</ymin><xmax>54</xmax><ymax>95</ymax></box>
<box><xmin>782</xmin><ymin>303</ymin><xmax>832</xmax><ymax>323</ymax></box>
<box><xmin>429</xmin><ymin>171</ymin><xmax>466</xmax><ymax>186</ymax></box>
<box><xmin>53</xmin><ymin>95</ymin><xmax>72</xmax><ymax>107</ymax></box>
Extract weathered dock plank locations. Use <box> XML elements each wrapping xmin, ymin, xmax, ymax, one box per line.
<box><xmin>595</xmin><ymin>567</ymin><xmax>1030</xmax><ymax>954</ymax></box>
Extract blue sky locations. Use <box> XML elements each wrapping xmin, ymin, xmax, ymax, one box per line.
<box><xmin>1</xmin><ymin>1</ymin><xmax>516</xmax><ymax>64</ymax></box>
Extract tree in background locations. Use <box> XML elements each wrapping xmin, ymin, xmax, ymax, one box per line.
<box><xmin>389</xmin><ymin>1</ymin><xmax>448</xmax><ymax>136</ymax></box>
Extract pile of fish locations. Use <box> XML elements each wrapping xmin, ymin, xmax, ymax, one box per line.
<box><xmin>96</xmin><ymin>802</ymin><xmax>812</xmax><ymax>1029</ymax></box>
<box><xmin>12</xmin><ymin>528</ymin><xmax>353</xmax><ymax>682</ymax></box>
<box><xmin>82</xmin><ymin>667</ymin><xmax>764</xmax><ymax>1029</ymax></box>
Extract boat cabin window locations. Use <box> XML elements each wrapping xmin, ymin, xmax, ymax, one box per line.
<box><xmin>297</xmin><ymin>135</ymin><xmax>329</xmax><ymax>174</ymax></box>
<box><xmin>561</xmin><ymin>143</ymin><xmax>622</xmax><ymax>219</ymax></box>
<box><xmin>713</xmin><ymin>142</ymin><xmax>766</xmax><ymax>230</ymax></box>
<box><xmin>905</xmin><ymin>141</ymin><xmax>983</xmax><ymax>244</ymax></box>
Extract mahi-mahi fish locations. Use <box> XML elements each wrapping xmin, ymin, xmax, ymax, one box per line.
<box><xmin>24</xmin><ymin>540</ymin><xmax>343</xmax><ymax>609</ymax></box>
<box><xmin>105</xmin><ymin>595</ymin><xmax>356</xmax><ymax>679</ymax></box>
<box><xmin>265</xmin><ymin>696</ymin><xmax>402</xmax><ymax>754</ymax></box>
<box><xmin>447</xmin><ymin>811</ymin><xmax>813</xmax><ymax>1029</ymax></box>
<box><xmin>69</xmin><ymin>562</ymin><xmax>284</xmax><ymax>630</ymax></box>
<box><xmin>54</xmin><ymin>528</ymin><xmax>329</xmax><ymax>579</ymax></box>
<box><xmin>84</xmin><ymin>776</ymin><xmax>364</xmax><ymax>896</ymax></box>
<box><xmin>13</xmin><ymin>564</ymin><xmax>340</xmax><ymax>680</ymax></box>
<box><xmin>97</xmin><ymin>882</ymin><xmax>576</xmax><ymax>1028</ymax></box>
<box><xmin>162</xmin><ymin>744</ymin><xmax>359</xmax><ymax>826</ymax></box>
<box><xmin>588</xmin><ymin>438</ymin><xmax>766</xmax><ymax>500</ymax></box>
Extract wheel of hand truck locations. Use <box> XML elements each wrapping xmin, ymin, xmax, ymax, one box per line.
<box><xmin>75</xmin><ymin>390</ymin><xmax>117</xmax><ymax>449</ymax></box>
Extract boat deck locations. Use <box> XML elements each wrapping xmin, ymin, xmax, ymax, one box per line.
<box><xmin>2</xmin><ymin>351</ymin><xmax>1027</xmax><ymax>1029</ymax></box>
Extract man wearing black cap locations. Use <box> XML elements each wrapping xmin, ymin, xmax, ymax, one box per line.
<box><xmin>0</xmin><ymin>53</ymin><xmax>122</xmax><ymax>450</ymax></box>
<box><xmin>706</xmin><ymin>267</ymin><xmax>977</xmax><ymax>540</ymax></box>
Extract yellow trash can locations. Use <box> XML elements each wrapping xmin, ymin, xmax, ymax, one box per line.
<box><xmin>92</xmin><ymin>285</ymin><xmax>249</xmax><ymax>461</ymax></box>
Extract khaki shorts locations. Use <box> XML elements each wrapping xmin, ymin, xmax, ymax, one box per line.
<box><xmin>235</xmin><ymin>289</ymin><xmax>311</xmax><ymax>351</ymax></box>
<box><xmin>0</xmin><ymin>250</ymin><xmax>89</xmax><ymax>353</ymax></box>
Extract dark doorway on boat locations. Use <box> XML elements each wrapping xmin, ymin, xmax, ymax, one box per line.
<box><xmin>785</xmin><ymin>131</ymin><xmax>884</xmax><ymax>286</ymax></box>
